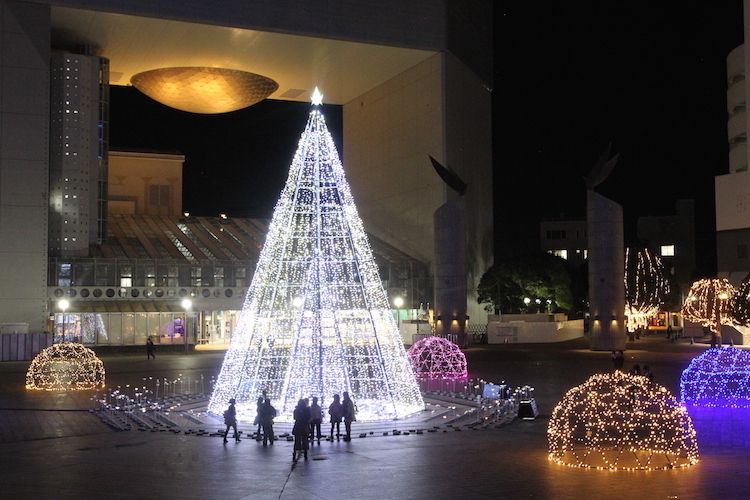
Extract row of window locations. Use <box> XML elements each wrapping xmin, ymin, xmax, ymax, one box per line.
<box><xmin>547</xmin><ymin>245</ymin><xmax>675</xmax><ymax>261</ymax></box>
<box><xmin>52</xmin><ymin>287</ymin><xmax>238</xmax><ymax>299</ymax></box>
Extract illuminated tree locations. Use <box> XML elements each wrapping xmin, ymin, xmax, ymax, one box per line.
<box><xmin>208</xmin><ymin>90</ymin><xmax>423</xmax><ymax>422</ymax></box>
<box><xmin>681</xmin><ymin>278</ymin><xmax>735</xmax><ymax>344</ymax></box>
<box><xmin>728</xmin><ymin>272</ymin><xmax>750</xmax><ymax>326</ymax></box>
<box><xmin>624</xmin><ymin>247</ymin><xmax>670</xmax><ymax>332</ymax></box>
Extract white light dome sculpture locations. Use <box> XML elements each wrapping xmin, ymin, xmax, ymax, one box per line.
<box><xmin>26</xmin><ymin>342</ymin><xmax>106</xmax><ymax>391</ymax></box>
<box><xmin>548</xmin><ymin>372</ymin><xmax>698</xmax><ymax>470</ymax></box>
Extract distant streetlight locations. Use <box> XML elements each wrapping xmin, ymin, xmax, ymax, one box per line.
<box><xmin>59</xmin><ymin>299</ymin><xmax>69</xmax><ymax>343</ymax></box>
<box><xmin>523</xmin><ymin>297</ymin><xmax>531</xmax><ymax>312</ymax></box>
<box><xmin>394</xmin><ymin>297</ymin><xmax>404</xmax><ymax>330</ymax></box>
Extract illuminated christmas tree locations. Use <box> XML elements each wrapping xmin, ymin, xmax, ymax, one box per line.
<box><xmin>624</xmin><ymin>247</ymin><xmax>670</xmax><ymax>332</ymax></box>
<box><xmin>208</xmin><ymin>90</ymin><xmax>424</xmax><ymax>422</ymax></box>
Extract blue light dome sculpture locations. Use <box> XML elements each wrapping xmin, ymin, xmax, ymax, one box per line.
<box><xmin>680</xmin><ymin>347</ymin><xmax>750</xmax><ymax>408</ymax></box>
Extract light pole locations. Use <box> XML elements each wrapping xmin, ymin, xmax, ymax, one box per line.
<box><xmin>59</xmin><ymin>299</ymin><xmax>69</xmax><ymax>343</ymax></box>
<box><xmin>394</xmin><ymin>297</ymin><xmax>403</xmax><ymax>331</ymax></box>
<box><xmin>523</xmin><ymin>297</ymin><xmax>531</xmax><ymax>313</ymax></box>
<box><xmin>182</xmin><ymin>298</ymin><xmax>191</xmax><ymax>353</ymax></box>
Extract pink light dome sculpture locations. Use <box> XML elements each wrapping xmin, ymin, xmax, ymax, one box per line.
<box><xmin>407</xmin><ymin>336</ymin><xmax>468</xmax><ymax>380</ymax></box>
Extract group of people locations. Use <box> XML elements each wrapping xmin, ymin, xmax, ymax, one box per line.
<box><xmin>610</xmin><ymin>351</ymin><xmax>655</xmax><ymax>383</ymax></box>
<box><xmin>292</xmin><ymin>391</ymin><xmax>357</xmax><ymax>460</ymax></box>
<box><xmin>223</xmin><ymin>390</ymin><xmax>357</xmax><ymax>459</ymax></box>
<box><xmin>222</xmin><ymin>392</ymin><xmax>277</xmax><ymax>445</ymax></box>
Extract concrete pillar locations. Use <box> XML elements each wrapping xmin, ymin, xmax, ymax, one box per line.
<box><xmin>587</xmin><ymin>190</ymin><xmax>626</xmax><ymax>351</ymax></box>
<box><xmin>433</xmin><ymin>196</ymin><xmax>468</xmax><ymax>346</ymax></box>
<box><xmin>0</xmin><ymin>1</ymin><xmax>50</xmax><ymax>331</ymax></box>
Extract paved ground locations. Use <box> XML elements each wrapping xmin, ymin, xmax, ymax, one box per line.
<box><xmin>0</xmin><ymin>335</ymin><xmax>748</xmax><ymax>499</ymax></box>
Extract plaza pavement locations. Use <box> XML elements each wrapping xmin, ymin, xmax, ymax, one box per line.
<box><xmin>0</xmin><ymin>336</ymin><xmax>748</xmax><ymax>499</ymax></box>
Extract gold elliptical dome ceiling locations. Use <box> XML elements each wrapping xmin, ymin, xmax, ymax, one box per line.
<box><xmin>130</xmin><ymin>67</ymin><xmax>279</xmax><ymax>114</ymax></box>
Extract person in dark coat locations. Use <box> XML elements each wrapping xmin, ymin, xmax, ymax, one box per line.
<box><xmin>611</xmin><ymin>350</ymin><xmax>624</xmax><ymax>371</ymax></box>
<box><xmin>258</xmin><ymin>398</ymin><xmax>276</xmax><ymax>445</ymax></box>
<box><xmin>292</xmin><ymin>398</ymin><xmax>311</xmax><ymax>460</ymax></box>
<box><xmin>342</xmin><ymin>391</ymin><xmax>356</xmax><ymax>442</ymax></box>
<box><xmin>309</xmin><ymin>396</ymin><xmax>323</xmax><ymax>443</ymax></box>
<box><xmin>223</xmin><ymin>398</ymin><xmax>240</xmax><ymax>443</ymax></box>
<box><xmin>146</xmin><ymin>336</ymin><xmax>155</xmax><ymax>359</ymax></box>
<box><xmin>328</xmin><ymin>394</ymin><xmax>343</xmax><ymax>440</ymax></box>
<box><xmin>254</xmin><ymin>390</ymin><xmax>267</xmax><ymax>440</ymax></box>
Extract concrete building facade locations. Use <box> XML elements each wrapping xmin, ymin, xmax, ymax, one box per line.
<box><xmin>717</xmin><ymin>0</ymin><xmax>750</xmax><ymax>285</ymax></box>
<box><xmin>0</xmin><ymin>0</ymin><xmax>493</xmax><ymax>336</ymax></box>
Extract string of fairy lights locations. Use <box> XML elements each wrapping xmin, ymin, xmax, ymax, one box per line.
<box><xmin>407</xmin><ymin>336</ymin><xmax>468</xmax><ymax>380</ymax></box>
<box><xmin>548</xmin><ymin>372</ymin><xmax>699</xmax><ymax>470</ymax></box>
<box><xmin>26</xmin><ymin>342</ymin><xmax>106</xmax><ymax>391</ymax></box>
<box><xmin>681</xmin><ymin>278</ymin><xmax>735</xmax><ymax>335</ymax></box>
<box><xmin>681</xmin><ymin>347</ymin><xmax>750</xmax><ymax>408</ymax></box>
<box><xmin>208</xmin><ymin>91</ymin><xmax>424</xmax><ymax>422</ymax></box>
<box><xmin>624</xmin><ymin>248</ymin><xmax>669</xmax><ymax>332</ymax></box>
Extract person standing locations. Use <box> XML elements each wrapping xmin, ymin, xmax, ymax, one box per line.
<box><xmin>292</xmin><ymin>398</ymin><xmax>311</xmax><ymax>460</ymax></box>
<box><xmin>611</xmin><ymin>350</ymin><xmax>624</xmax><ymax>371</ymax></box>
<box><xmin>309</xmin><ymin>396</ymin><xmax>323</xmax><ymax>443</ymax></box>
<box><xmin>146</xmin><ymin>336</ymin><xmax>155</xmax><ymax>359</ymax></box>
<box><xmin>254</xmin><ymin>390</ymin><xmax>267</xmax><ymax>440</ymax></box>
<box><xmin>328</xmin><ymin>394</ymin><xmax>343</xmax><ymax>440</ymax></box>
<box><xmin>342</xmin><ymin>391</ymin><xmax>356</xmax><ymax>442</ymax></box>
<box><xmin>258</xmin><ymin>398</ymin><xmax>276</xmax><ymax>446</ymax></box>
<box><xmin>642</xmin><ymin>365</ymin><xmax>655</xmax><ymax>383</ymax></box>
<box><xmin>223</xmin><ymin>398</ymin><xmax>240</xmax><ymax>443</ymax></box>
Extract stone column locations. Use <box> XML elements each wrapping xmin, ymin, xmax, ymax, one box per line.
<box><xmin>587</xmin><ymin>190</ymin><xmax>626</xmax><ymax>350</ymax></box>
<box><xmin>434</xmin><ymin>196</ymin><xmax>468</xmax><ymax>346</ymax></box>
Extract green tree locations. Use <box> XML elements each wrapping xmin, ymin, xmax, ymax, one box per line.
<box><xmin>477</xmin><ymin>253</ymin><xmax>574</xmax><ymax>314</ymax></box>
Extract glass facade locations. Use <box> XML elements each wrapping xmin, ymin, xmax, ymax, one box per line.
<box><xmin>54</xmin><ymin>311</ymin><xmax>206</xmax><ymax>346</ymax></box>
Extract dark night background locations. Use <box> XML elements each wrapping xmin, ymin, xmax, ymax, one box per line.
<box><xmin>110</xmin><ymin>2</ymin><xmax>745</xmax><ymax>278</ymax></box>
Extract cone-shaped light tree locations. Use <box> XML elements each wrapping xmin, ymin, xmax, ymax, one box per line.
<box><xmin>681</xmin><ymin>278</ymin><xmax>735</xmax><ymax>345</ymax></box>
<box><xmin>624</xmin><ymin>247</ymin><xmax>670</xmax><ymax>332</ymax></box>
<box><xmin>208</xmin><ymin>89</ymin><xmax>424</xmax><ymax>422</ymax></box>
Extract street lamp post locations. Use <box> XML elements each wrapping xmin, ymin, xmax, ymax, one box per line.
<box><xmin>59</xmin><ymin>299</ymin><xmax>69</xmax><ymax>343</ymax></box>
<box><xmin>394</xmin><ymin>297</ymin><xmax>403</xmax><ymax>331</ymax></box>
<box><xmin>182</xmin><ymin>298</ymin><xmax>191</xmax><ymax>354</ymax></box>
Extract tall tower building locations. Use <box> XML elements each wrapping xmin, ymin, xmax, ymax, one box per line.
<box><xmin>49</xmin><ymin>52</ymin><xmax>109</xmax><ymax>257</ymax></box>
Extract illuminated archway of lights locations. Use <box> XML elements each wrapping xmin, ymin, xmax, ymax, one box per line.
<box><xmin>548</xmin><ymin>372</ymin><xmax>698</xmax><ymax>470</ymax></box>
<box><xmin>681</xmin><ymin>347</ymin><xmax>750</xmax><ymax>408</ymax></box>
<box><xmin>208</xmin><ymin>91</ymin><xmax>424</xmax><ymax>422</ymax></box>
<box><xmin>624</xmin><ymin>248</ymin><xmax>669</xmax><ymax>332</ymax></box>
<box><xmin>681</xmin><ymin>278</ymin><xmax>735</xmax><ymax>335</ymax></box>
<box><xmin>407</xmin><ymin>337</ymin><xmax>468</xmax><ymax>380</ymax></box>
<box><xmin>26</xmin><ymin>342</ymin><xmax>106</xmax><ymax>391</ymax></box>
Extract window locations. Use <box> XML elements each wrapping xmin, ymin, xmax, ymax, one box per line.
<box><xmin>549</xmin><ymin>249</ymin><xmax>568</xmax><ymax>260</ymax></box>
<box><xmin>660</xmin><ymin>245</ymin><xmax>675</xmax><ymax>257</ymax></box>
<box><xmin>546</xmin><ymin>230</ymin><xmax>566</xmax><ymax>240</ymax></box>
<box><xmin>149</xmin><ymin>185</ymin><xmax>170</xmax><ymax>207</ymax></box>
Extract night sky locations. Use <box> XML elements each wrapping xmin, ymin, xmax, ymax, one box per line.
<box><xmin>109</xmin><ymin>3</ymin><xmax>745</xmax><ymax>277</ymax></box>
